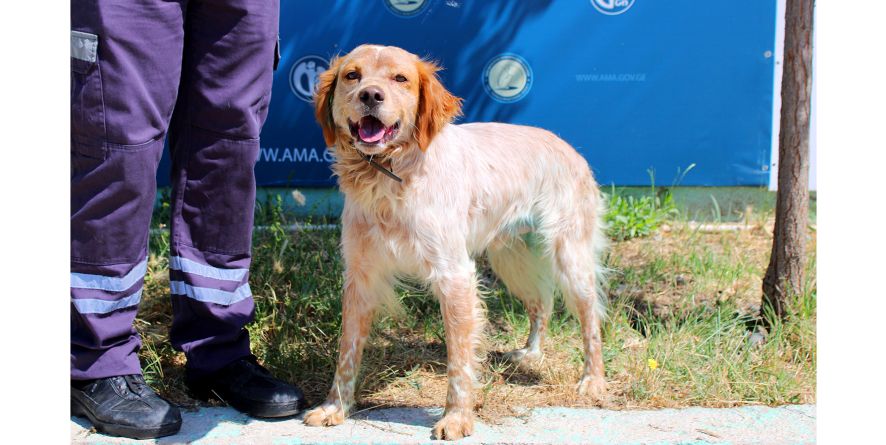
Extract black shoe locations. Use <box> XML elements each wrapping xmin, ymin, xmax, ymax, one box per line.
<box><xmin>71</xmin><ymin>375</ymin><xmax>182</xmax><ymax>439</ymax></box>
<box><xmin>186</xmin><ymin>355</ymin><xmax>308</xmax><ymax>418</ymax></box>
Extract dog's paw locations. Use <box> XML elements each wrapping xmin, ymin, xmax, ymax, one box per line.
<box><xmin>503</xmin><ymin>347</ymin><xmax>543</xmax><ymax>366</ymax></box>
<box><xmin>303</xmin><ymin>402</ymin><xmax>346</xmax><ymax>427</ymax></box>
<box><xmin>576</xmin><ymin>375</ymin><xmax>607</xmax><ymax>399</ymax></box>
<box><xmin>433</xmin><ymin>411</ymin><xmax>475</xmax><ymax>440</ymax></box>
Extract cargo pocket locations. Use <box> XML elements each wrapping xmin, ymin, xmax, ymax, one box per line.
<box><xmin>71</xmin><ymin>30</ymin><xmax>106</xmax><ymax>159</ymax></box>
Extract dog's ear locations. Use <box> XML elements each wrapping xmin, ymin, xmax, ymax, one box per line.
<box><xmin>314</xmin><ymin>56</ymin><xmax>344</xmax><ymax>147</ymax></box>
<box><xmin>415</xmin><ymin>60</ymin><xmax>463</xmax><ymax>151</ymax></box>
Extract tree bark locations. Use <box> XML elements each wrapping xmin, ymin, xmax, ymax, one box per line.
<box><xmin>762</xmin><ymin>0</ymin><xmax>814</xmax><ymax>319</ymax></box>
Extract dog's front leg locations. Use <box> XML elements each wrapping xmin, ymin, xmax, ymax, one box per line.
<box><xmin>432</xmin><ymin>271</ymin><xmax>483</xmax><ymax>440</ymax></box>
<box><xmin>303</xmin><ymin>268</ymin><xmax>389</xmax><ymax>427</ymax></box>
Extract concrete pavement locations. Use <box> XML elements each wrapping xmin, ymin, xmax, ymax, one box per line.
<box><xmin>71</xmin><ymin>404</ymin><xmax>815</xmax><ymax>445</ymax></box>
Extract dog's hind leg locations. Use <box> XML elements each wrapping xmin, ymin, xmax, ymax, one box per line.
<box><xmin>487</xmin><ymin>239</ymin><xmax>555</xmax><ymax>365</ymax></box>
<box><xmin>550</xmin><ymin>229</ymin><xmax>608</xmax><ymax>400</ymax></box>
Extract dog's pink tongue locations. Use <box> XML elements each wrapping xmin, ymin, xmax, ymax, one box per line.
<box><xmin>358</xmin><ymin>117</ymin><xmax>385</xmax><ymax>143</ymax></box>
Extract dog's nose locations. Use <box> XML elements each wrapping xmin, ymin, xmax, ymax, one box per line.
<box><xmin>359</xmin><ymin>86</ymin><xmax>385</xmax><ymax>108</ymax></box>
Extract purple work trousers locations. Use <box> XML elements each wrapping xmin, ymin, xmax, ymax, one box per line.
<box><xmin>71</xmin><ymin>0</ymin><xmax>280</xmax><ymax>380</ymax></box>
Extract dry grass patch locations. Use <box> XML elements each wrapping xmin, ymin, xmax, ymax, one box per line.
<box><xmin>137</xmin><ymin>209</ymin><xmax>816</xmax><ymax>422</ymax></box>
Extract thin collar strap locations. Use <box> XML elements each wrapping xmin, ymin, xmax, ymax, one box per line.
<box><xmin>356</xmin><ymin>149</ymin><xmax>403</xmax><ymax>183</ymax></box>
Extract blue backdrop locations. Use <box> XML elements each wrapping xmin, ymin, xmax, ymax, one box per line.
<box><xmin>158</xmin><ymin>0</ymin><xmax>778</xmax><ymax>187</ymax></box>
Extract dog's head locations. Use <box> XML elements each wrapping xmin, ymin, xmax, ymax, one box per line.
<box><xmin>314</xmin><ymin>45</ymin><xmax>462</xmax><ymax>155</ymax></box>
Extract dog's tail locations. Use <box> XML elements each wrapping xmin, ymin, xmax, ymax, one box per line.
<box><xmin>591</xmin><ymin>191</ymin><xmax>611</xmax><ymax>321</ymax></box>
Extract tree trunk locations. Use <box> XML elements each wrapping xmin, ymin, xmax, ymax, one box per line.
<box><xmin>762</xmin><ymin>0</ymin><xmax>814</xmax><ymax>319</ymax></box>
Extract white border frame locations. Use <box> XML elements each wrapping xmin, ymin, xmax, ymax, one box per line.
<box><xmin>769</xmin><ymin>0</ymin><xmax>817</xmax><ymax>190</ymax></box>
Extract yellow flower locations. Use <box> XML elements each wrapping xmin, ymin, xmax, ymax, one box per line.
<box><xmin>647</xmin><ymin>358</ymin><xmax>659</xmax><ymax>371</ymax></box>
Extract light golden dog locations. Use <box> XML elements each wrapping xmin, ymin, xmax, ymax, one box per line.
<box><xmin>303</xmin><ymin>44</ymin><xmax>608</xmax><ymax>440</ymax></box>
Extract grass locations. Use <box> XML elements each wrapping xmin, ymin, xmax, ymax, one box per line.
<box><xmin>136</xmin><ymin>188</ymin><xmax>816</xmax><ymax>420</ymax></box>
<box><xmin>605</xmin><ymin>186</ymin><xmax>679</xmax><ymax>241</ymax></box>
<box><xmin>604</xmin><ymin>166</ymin><xmax>689</xmax><ymax>241</ymax></box>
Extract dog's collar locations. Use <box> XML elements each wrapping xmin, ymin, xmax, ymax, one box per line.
<box><xmin>355</xmin><ymin>148</ymin><xmax>403</xmax><ymax>183</ymax></box>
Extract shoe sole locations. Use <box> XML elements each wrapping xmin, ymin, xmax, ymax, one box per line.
<box><xmin>245</xmin><ymin>401</ymin><xmax>304</xmax><ymax>418</ymax></box>
<box><xmin>71</xmin><ymin>397</ymin><xmax>182</xmax><ymax>440</ymax></box>
<box><xmin>189</xmin><ymin>387</ymin><xmax>305</xmax><ymax>418</ymax></box>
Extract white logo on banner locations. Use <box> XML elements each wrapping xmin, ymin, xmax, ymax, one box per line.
<box><xmin>384</xmin><ymin>0</ymin><xmax>428</xmax><ymax>17</ymax></box>
<box><xmin>591</xmin><ymin>0</ymin><xmax>635</xmax><ymax>15</ymax></box>
<box><xmin>289</xmin><ymin>55</ymin><xmax>329</xmax><ymax>103</ymax></box>
<box><xmin>483</xmin><ymin>54</ymin><xmax>533</xmax><ymax>103</ymax></box>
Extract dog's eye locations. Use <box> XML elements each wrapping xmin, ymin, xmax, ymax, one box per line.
<box><xmin>345</xmin><ymin>71</ymin><xmax>360</xmax><ymax>81</ymax></box>
<box><xmin>394</xmin><ymin>74</ymin><xmax>408</xmax><ymax>83</ymax></box>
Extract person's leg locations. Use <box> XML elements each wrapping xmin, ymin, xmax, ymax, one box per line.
<box><xmin>166</xmin><ymin>0</ymin><xmax>304</xmax><ymax>417</ymax></box>
<box><xmin>70</xmin><ymin>0</ymin><xmax>186</xmax><ymax>438</ymax></box>
<box><xmin>71</xmin><ymin>0</ymin><xmax>185</xmax><ymax>383</ymax></box>
<box><xmin>167</xmin><ymin>0</ymin><xmax>277</xmax><ymax>377</ymax></box>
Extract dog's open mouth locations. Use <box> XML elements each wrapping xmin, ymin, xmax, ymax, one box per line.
<box><xmin>349</xmin><ymin>116</ymin><xmax>400</xmax><ymax>145</ymax></box>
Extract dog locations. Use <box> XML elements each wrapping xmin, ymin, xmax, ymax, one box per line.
<box><xmin>302</xmin><ymin>44</ymin><xmax>608</xmax><ymax>440</ymax></box>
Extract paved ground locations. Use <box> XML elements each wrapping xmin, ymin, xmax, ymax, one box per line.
<box><xmin>71</xmin><ymin>404</ymin><xmax>815</xmax><ymax>445</ymax></box>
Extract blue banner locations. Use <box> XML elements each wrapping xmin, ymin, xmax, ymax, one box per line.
<box><xmin>159</xmin><ymin>0</ymin><xmax>778</xmax><ymax>187</ymax></box>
